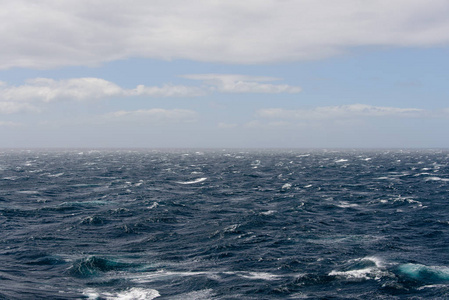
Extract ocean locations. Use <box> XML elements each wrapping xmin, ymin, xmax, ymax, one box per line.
<box><xmin>1</xmin><ymin>149</ymin><xmax>449</xmax><ymax>299</ymax></box>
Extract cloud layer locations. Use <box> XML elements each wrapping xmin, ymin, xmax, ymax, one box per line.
<box><xmin>183</xmin><ymin>74</ymin><xmax>301</xmax><ymax>93</ymax></box>
<box><xmin>0</xmin><ymin>75</ymin><xmax>300</xmax><ymax>114</ymax></box>
<box><xmin>104</xmin><ymin>109</ymin><xmax>198</xmax><ymax>123</ymax></box>
<box><xmin>257</xmin><ymin>104</ymin><xmax>425</xmax><ymax>120</ymax></box>
<box><xmin>2</xmin><ymin>0</ymin><xmax>449</xmax><ymax>68</ymax></box>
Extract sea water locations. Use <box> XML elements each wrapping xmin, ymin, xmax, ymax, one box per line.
<box><xmin>1</xmin><ymin>149</ymin><xmax>449</xmax><ymax>299</ymax></box>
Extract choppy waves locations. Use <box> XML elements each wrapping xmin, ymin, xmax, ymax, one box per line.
<box><xmin>0</xmin><ymin>149</ymin><xmax>449</xmax><ymax>299</ymax></box>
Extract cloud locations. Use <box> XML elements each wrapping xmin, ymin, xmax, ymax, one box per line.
<box><xmin>0</xmin><ymin>78</ymin><xmax>205</xmax><ymax>104</ymax></box>
<box><xmin>217</xmin><ymin>122</ymin><xmax>238</xmax><ymax>129</ymax></box>
<box><xmin>183</xmin><ymin>74</ymin><xmax>301</xmax><ymax>93</ymax></box>
<box><xmin>2</xmin><ymin>0</ymin><xmax>449</xmax><ymax>68</ymax></box>
<box><xmin>0</xmin><ymin>121</ymin><xmax>23</xmax><ymax>127</ymax></box>
<box><xmin>104</xmin><ymin>108</ymin><xmax>198</xmax><ymax>123</ymax></box>
<box><xmin>257</xmin><ymin>104</ymin><xmax>425</xmax><ymax>120</ymax></box>
<box><xmin>0</xmin><ymin>101</ymin><xmax>40</xmax><ymax>114</ymax></box>
<box><xmin>0</xmin><ymin>75</ymin><xmax>297</xmax><ymax>110</ymax></box>
<box><xmin>125</xmin><ymin>85</ymin><xmax>205</xmax><ymax>97</ymax></box>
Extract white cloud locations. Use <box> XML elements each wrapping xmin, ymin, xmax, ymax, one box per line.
<box><xmin>0</xmin><ymin>101</ymin><xmax>40</xmax><ymax>114</ymax></box>
<box><xmin>125</xmin><ymin>84</ymin><xmax>205</xmax><ymax>97</ymax></box>
<box><xmin>0</xmin><ymin>78</ymin><xmax>204</xmax><ymax>104</ymax></box>
<box><xmin>1</xmin><ymin>78</ymin><xmax>123</xmax><ymax>102</ymax></box>
<box><xmin>257</xmin><ymin>104</ymin><xmax>425</xmax><ymax>120</ymax></box>
<box><xmin>1</xmin><ymin>0</ymin><xmax>449</xmax><ymax>68</ymax></box>
<box><xmin>0</xmin><ymin>75</ymin><xmax>296</xmax><ymax>110</ymax></box>
<box><xmin>105</xmin><ymin>108</ymin><xmax>198</xmax><ymax>123</ymax></box>
<box><xmin>183</xmin><ymin>74</ymin><xmax>301</xmax><ymax>94</ymax></box>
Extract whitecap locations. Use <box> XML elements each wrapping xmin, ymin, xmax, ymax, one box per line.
<box><xmin>131</xmin><ymin>270</ymin><xmax>211</xmax><ymax>283</ymax></box>
<box><xmin>281</xmin><ymin>183</ymin><xmax>292</xmax><ymax>190</ymax></box>
<box><xmin>260</xmin><ymin>210</ymin><xmax>276</xmax><ymax>216</ymax></box>
<box><xmin>336</xmin><ymin>201</ymin><xmax>359</xmax><ymax>208</ymax></box>
<box><xmin>417</xmin><ymin>284</ymin><xmax>449</xmax><ymax>290</ymax></box>
<box><xmin>84</xmin><ymin>287</ymin><xmax>160</xmax><ymax>300</ymax></box>
<box><xmin>329</xmin><ymin>257</ymin><xmax>389</xmax><ymax>281</ymax></box>
<box><xmin>134</xmin><ymin>180</ymin><xmax>144</xmax><ymax>187</ymax></box>
<box><xmin>235</xmin><ymin>271</ymin><xmax>283</xmax><ymax>281</ymax></box>
<box><xmin>176</xmin><ymin>178</ymin><xmax>207</xmax><ymax>185</ymax></box>
<box><xmin>413</xmin><ymin>172</ymin><xmax>432</xmax><ymax>177</ymax></box>
<box><xmin>335</xmin><ymin>159</ymin><xmax>348</xmax><ymax>163</ymax></box>
<box><xmin>147</xmin><ymin>202</ymin><xmax>158</xmax><ymax>209</ymax></box>
<box><xmin>16</xmin><ymin>190</ymin><xmax>39</xmax><ymax>194</ymax></box>
<box><xmin>425</xmin><ymin>176</ymin><xmax>449</xmax><ymax>182</ymax></box>
<box><xmin>48</xmin><ymin>172</ymin><xmax>64</xmax><ymax>177</ymax></box>
<box><xmin>329</xmin><ymin>268</ymin><xmax>378</xmax><ymax>280</ymax></box>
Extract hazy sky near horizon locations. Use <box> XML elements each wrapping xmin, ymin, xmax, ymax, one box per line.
<box><xmin>1</xmin><ymin>0</ymin><xmax>449</xmax><ymax>148</ymax></box>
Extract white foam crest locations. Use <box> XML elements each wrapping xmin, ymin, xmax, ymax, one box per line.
<box><xmin>391</xmin><ymin>196</ymin><xmax>423</xmax><ymax>207</ymax></box>
<box><xmin>16</xmin><ymin>190</ymin><xmax>39</xmax><ymax>194</ymax></box>
<box><xmin>335</xmin><ymin>159</ymin><xmax>348</xmax><ymax>163</ymax></box>
<box><xmin>329</xmin><ymin>257</ymin><xmax>388</xmax><ymax>281</ymax></box>
<box><xmin>281</xmin><ymin>183</ymin><xmax>292</xmax><ymax>190</ymax></box>
<box><xmin>417</xmin><ymin>284</ymin><xmax>449</xmax><ymax>290</ymax></box>
<box><xmin>47</xmin><ymin>172</ymin><xmax>64</xmax><ymax>177</ymax></box>
<box><xmin>131</xmin><ymin>270</ymin><xmax>211</xmax><ymax>283</ymax></box>
<box><xmin>84</xmin><ymin>288</ymin><xmax>160</xmax><ymax>300</ymax></box>
<box><xmin>413</xmin><ymin>172</ymin><xmax>432</xmax><ymax>177</ymax></box>
<box><xmin>425</xmin><ymin>176</ymin><xmax>449</xmax><ymax>182</ymax></box>
<box><xmin>260</xmin><ymin>210</ymin><xmax>276</xmax><ymax>216</ymax></box>
<box><xmin>336</xmin><ymin>201</ymin><xmax>359</xmax><ymax>208</ymax></box>
<box><xmin>234</xmin><ymin>271</ymin><xmax>283</xmax><ymax>281</ymax></box>
<box><xmin>147</xmin><ymin>202</ymin><xmax>159</xmax><ymax>209</ymax></box>
<box><xmin>329</xmin><ymin>268</ymin><xmax>377</xmax><ymax>280</ymax></box>
<box><xmin>176</xmin><ymin>177</ymin><xmax>207</xmax><ymax>185</ymax></box>
<box><xmin>131</xmin><ymin>269</ymin><xmax>284</xmax><ymax>284</ymax></box>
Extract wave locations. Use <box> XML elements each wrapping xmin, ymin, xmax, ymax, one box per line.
<box><xmin>329</xmin><ymin>257</ymin><xmax>390</xmax><ymax>281</ymax></box>
<box><xmin>398</xmin><ymin>263</ymin><xmax>449</xmax><ymax>283</ymax></box>
<box><xmin>425</xmin><ymin>177</ymin><xmax>449</xmax><ymax>182</ymax></box>
<box><xmin>84</xmin><ymin>287</ymin><xmax>160</xmax><ymax>300</ymax></box>
<box><xmin>176</xmin><ymin>177</ymin><xmax>207</xmax><ymax>184</ymax></box>
<box><xmin>68</xmin><ymin>256</ymin><xmax>135</xmax><ymax>278</ymax></box>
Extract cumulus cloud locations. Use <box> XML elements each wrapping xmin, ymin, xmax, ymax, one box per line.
<box><xmin>183</xmin><ymin>74</ymin><xmax>301</xmax><ymax>93</ymax></box>
<box><xmin>1</xmin><ymin>0</ymin><xmax>449</xmax><ymax>68</ymax></box>
<box><xmin>257</xmin><ymin>104</ymin><xmax>425</xmax><ymax>120</ymax></box>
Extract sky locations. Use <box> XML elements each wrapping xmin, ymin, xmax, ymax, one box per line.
<box><xmin>1</xmin><ymin>0</ymin><xmax>449</xmax><ymax>148</ymax></box>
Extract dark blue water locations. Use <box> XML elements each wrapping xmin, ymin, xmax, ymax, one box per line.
<box><xmin>1</xmin><ymin>149</ymin><xmax>449</xmax><ymax>299</ymax></box>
